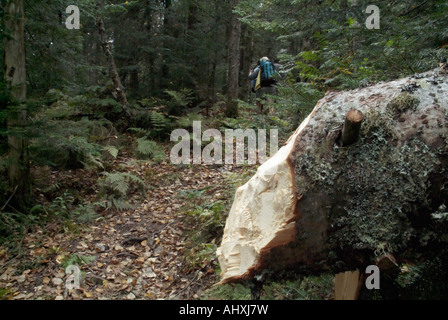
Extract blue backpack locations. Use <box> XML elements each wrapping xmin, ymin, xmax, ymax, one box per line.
<box><xmin>260</xmin><ymin>60</ymin><xmax>277</xmax><ymax>87</ymax></box>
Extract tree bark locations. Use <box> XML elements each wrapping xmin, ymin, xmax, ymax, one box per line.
<box><xmin>4</xmin><ymin>0</ymin><xmax>31</xmax><ymax>199</ymax></box>
<box><xmin>225</xmin><ymin>0</ymin><xmax>242</xmax><ymax>118</ymax></box>
<box><xmin>208</xmin><ymin>46</ymin><xmax>218</xmax><ymax>104</ymax></box>
<box><xmin>240</xmin><ymin>25</ymin><xmax>254</xmax><ymax>101</ymax></box>
<box><xmin>97</xmin><ymin>18</ymin><xmax>128</xmax><ymax>107</ymax></box>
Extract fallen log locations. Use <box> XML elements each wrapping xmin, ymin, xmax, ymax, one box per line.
<box><xmin>217</xmin><ymin>68</ymin><xmax>448</xmax><ymax>284</ymax></box>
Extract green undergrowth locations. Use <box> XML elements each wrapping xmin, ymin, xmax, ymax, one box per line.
<box><xmin>203</xmin><ymin>273</ymin><xmax>334</xmax><ymax>300</ymax></box>
<box><xmin>0</xmin><ymin>287</ymin><xmax>14</xmax><ymax>300</ymax></box>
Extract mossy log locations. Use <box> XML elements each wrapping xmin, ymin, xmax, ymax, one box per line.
<box><xmin>217</xmin><ymin>68</ymin><xmax>448</xmax><ymax>284</ymax></box>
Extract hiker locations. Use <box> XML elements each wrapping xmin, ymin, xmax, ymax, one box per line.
<box><xmin>249</xmin><ymin>57</ymin><xmax>281</xmax><ymax>114</ymax></box>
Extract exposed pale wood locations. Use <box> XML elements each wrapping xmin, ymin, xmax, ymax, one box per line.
<box><xmin>334</xmin><ymin>270</ymin><xmax>363</xmax><ymax>300</ymax></box>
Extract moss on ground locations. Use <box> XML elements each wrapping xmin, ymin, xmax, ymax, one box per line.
<box><xmin>203</xmin><ymin>273</ymin><xmax>334</xmax><ymax>300</ymax></box>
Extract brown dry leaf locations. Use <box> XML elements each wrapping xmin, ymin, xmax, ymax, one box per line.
<box><xmin>82</xmin><ymin>290</ymin><xmax>93</xmax><ymax>298</ymax></box>
<box><xmin>56</xmin><ymin>270</ymin><xmax>65</xmax><ymax>278</ymax></box>
<box><xmin>1</xmin><ymin>154</ymin><xmax>233</xmax><ymax>301</ymax></box>
<box><xmin>126</xmin><ymin>293</ymin><xmax>136</xmax><ymax>300</ymax></box>
<box><xmin>136</xmin><ymin>257</ymin><xmax>145</xmax><ymax>266</ymax></box>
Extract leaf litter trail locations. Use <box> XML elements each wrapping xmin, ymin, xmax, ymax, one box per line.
<box><xmin>0</xmin><ymin>154</ymin><xmax>251</xmax><ymax>300</ymax></box>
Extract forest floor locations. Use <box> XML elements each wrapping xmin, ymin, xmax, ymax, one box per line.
<box><xmin>0</xmin><ymin>147</ymin><xmax>255</xmax><ymax>300</ymax></box>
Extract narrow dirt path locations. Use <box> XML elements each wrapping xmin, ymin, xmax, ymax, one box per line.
<box><xmin>0</xmin><ymin>155</ymin><xmax>250</xmax><ymax>300</ymax></box>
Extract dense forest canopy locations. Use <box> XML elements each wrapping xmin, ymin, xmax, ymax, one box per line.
<box><xmin>1</xmin><ymin>0</ymin><xmax>448</xmax><ymax>301</ymax></box>
<box><xmin>0</xmin><ymin>0</ymin><xmax>444</xmax><ymax>107</ymax></box>
<box><xmin>4</xmin><ymin>0</ymin><xmax>447</xmax><ymax>99</ymax></box>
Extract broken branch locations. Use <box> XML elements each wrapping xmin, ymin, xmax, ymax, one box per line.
<box><xmin>341</xmin><ymin>109</ymin><xmax>364</xmax><ymax>146</ymax></box>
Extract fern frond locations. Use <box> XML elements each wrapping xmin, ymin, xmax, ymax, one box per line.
<box><xmin>135</xmin><ymin>138</ymin><xmax>166</xmax><ymax>162</ymax></box>
<box><xmin>103</xmin><ymin>145</ymin><xmax>119</xmax><ymax>159</ymax></box>
<box><xmin>165</xmin><ymin>89</ymin><xmax>194</xmax><ymax>107</ymax></box>
<box><xmin>175</xmin><ymin>114</ymin><xmax>202</xmax><ymax>129</ymax></box>
<box><xmin>127</xmin><ymin>127</ymin><xmax>148</xmax><ymax>135</ymax></box>
<box><xmin>98</xmin><ymin>172</ymin><xmax>145</xmax><ymax>211</ymax></box>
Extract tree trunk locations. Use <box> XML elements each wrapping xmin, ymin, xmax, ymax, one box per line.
<box><xmin>97</xmin><ymin>18</ymin><xmax>128</xmax><ymax>107</ymax></box>
<box><xmin>130</xmin><ymin>68</ymin><xmax>139</xmax><ymax>93</ymax></box>
<box><xmin>225</xmin><ymin>0</ymin><xmax>241</xmax><ymax>118</ymax></box>
<box><xmin>208</xmin><ymin>47</ymin><xmax>218</xmax><ymax>103</ymax></box>
<box><xmin>240</xmin><ymin>25</ymin><xmax>254</xmax><ymax>101</ymax></box>
<box><xmin>3</xmin><ymin>0</ymin><xmax>31</xmax><ymax>200</ymax></box>
<box><xmin>208</xmin><ymin>8</ymin><xmax>221</xmax><ymax>104</ymax></box>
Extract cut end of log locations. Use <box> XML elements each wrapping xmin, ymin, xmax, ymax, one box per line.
<box><xmin>346</xmin><ymin>109</ymin><xmax>365</xmax><ymax>123</ymax></box>
<box><xmin>216</xmin><ymin>112</ymin><xmax>316</xmax><ymax>284</ymax></box>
